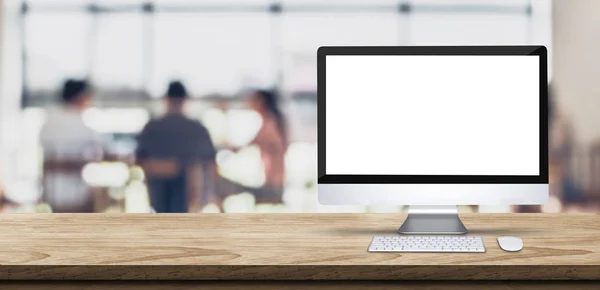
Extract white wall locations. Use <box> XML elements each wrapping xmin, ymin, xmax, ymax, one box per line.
<box><xmin>1</xmin><ymin>0</ymin><xmax>24</xmax><ymax>192</ymax></box>
<box><xmin>552</xmin><ymin>0</ymin><xmax>600</xmax><ymax>144</ymax></box>
<box><xmin>0</xmin><ymin>0</ymin><xmax>5</xmax><ymax>188</ymax></box>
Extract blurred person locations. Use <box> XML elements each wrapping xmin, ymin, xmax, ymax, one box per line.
<box><xmin>212</xmin><ymin>89</ymin><xmax>287</xmax><ymax>208</ymax></box>
<box><xmin>516</xmin><ymin>84</ymin><xmax>582</xmax><ymax>213</ymax></box>
<box><xmin>548</xmin><ymin>84</ymin><xmax>554</xmax><ymax>124</ymax></box>
<box><xmin>136</xmin><ymin>81</ymin><xmax>217</xmax><ymax>213</ymax></box>
<box><xmin>548</xmin><ymin>85</ymin><xmax>583</xmax><ymax>204</ymax></box>
<box><xmin>0</xmin><ymin>170</ymin><xmax>15</xmax><ymax>211</ymax></box>
<box><xmin>237</xmin><ymin>89</ymin><xmax>288</xmax><ymax>204</ymax></box>
<box><xmin>0</xmin><ymin>171</ymin><xmax>8</xmax><ymax>211</ymax></box>
<box><xmin>39</xmin><ymin>79</ymin><xmax>103</xmax><ymax>213</ymax></box>
<box><xmin>0</xmin><ymin>163</ymin><xmax>4</xmax><ymax>200</ymax></box>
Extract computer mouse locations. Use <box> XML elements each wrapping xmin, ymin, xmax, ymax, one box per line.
<box><xmin>497</xmin><ymin>236</ymin><xmax>523</xmax><ymax>252</ymax></box>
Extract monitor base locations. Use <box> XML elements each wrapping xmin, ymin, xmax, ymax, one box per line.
<box><xmin>398</xmin><ymin>206</ymin><xmax>467</xmax><ymax>235</ymax></box>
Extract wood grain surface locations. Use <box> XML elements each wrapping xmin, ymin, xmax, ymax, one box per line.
<box><xmin>0</xmin><ymin>214</ymin><xmax>598</xmax><ymax>280</ymax></box>
<box><xmin>1</xmin><ymin>281</ymin><xmax>599</xmax><ymax>290</ymax></box>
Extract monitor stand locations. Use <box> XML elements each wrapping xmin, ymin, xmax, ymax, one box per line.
<box><xmin>398</xmin><ymin>206</ymin><xmax>467</xmax><ymax>235</ymax></box>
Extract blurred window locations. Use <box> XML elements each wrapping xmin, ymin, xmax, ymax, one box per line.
<box><xmin>93</xmin><ymin>13</ymin><xmax>145</xmax><ymax>91</ymax></box>
<box><xmin>281</xmin><ymin>11</ymin><xmax>398</xmax><ymax>92</ymax></box>
<box><xmin>408</xmin><ymin>13</ymin><xmax>529</xmax><ymax>45</ymax></box>
<box><xmin>15</xmin><ymin>0</ymin><xmax>552</xmax><ymax>213</ymax></box>
<box><xmin>151</xmin><ymin>13</ymin><xmax>274</xmax><ymax>98</ymax></box>
<box><xmin>24</xmin><ymin>11</ymin><xmax>91</xmax><ymax>91</ymax></box>
<box><xmin>21</xmin><ymin>0</ymin><xmax>551</xmax><ymax>102</ymax></box>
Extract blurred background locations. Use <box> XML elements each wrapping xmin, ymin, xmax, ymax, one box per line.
<box><xmin>0</xmin><ymin>0</ymin><xmax>597</xmax><ymax>214</ymax></box>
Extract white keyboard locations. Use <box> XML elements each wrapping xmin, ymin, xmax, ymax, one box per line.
<box><xmin>368</xmin><ymin>236</ymin><xmax>485</xmax><ymax>253</ymax></box>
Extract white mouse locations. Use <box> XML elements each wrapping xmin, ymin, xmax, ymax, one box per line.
<box><xmin>497</xmin><ymin>236</ymin><xmax>523</xmax><ymax>252</ymax></box>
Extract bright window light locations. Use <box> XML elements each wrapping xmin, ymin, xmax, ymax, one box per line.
<box><xmin>125</xmin><ymin>180</ymin><xmax>151</xmax><ymax>213</ymax></box>
<box><xmin>227</xmin><ymin>109</ymin><xmax>262</xmax><ymax>147</ymax></box>
<box><xmin>223</xmin><ymin>192</ymin><xmax>256</xmax><ymax>213</ymax></box>
<box><xmin>216</xmin><ymin>146</ymin><xmax>265</xmax><ymax>188</ymax></box>
<box><xmin>285</xmin><ymin>141</ymin><xmax>316</xmax><ymax>186</ymax></box>
<box><xmin>82</xmin><ymin>108</ymin><xmax>149</xmax><ymax>134</ymax></box>
<box><xmin>202</xmin><ymin>108</ymin><xmax>228</xmax><ymax>146</ymax></box>
<box><xmin>203</xmin><ymin>108</ymin><xmax>262</xmax><ymax>148</ymax></box>
<box><xmin>81</xmin><ymin>162</ymin><xmax>130</xmax><ymax>187</ymax></box>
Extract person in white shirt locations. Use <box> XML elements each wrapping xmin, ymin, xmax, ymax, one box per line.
<box><xmin>39</xmin><ymin>79</ymin><xmax>103</xmax><ymax>212</ymax></box>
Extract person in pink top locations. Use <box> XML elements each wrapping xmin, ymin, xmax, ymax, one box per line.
<box><xmin>245</xmin><ymin>89</ymin><xmax>288</xmax><ymax>203</ymax></box>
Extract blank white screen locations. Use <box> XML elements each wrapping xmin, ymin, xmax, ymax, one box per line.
<box><xmin>325</xmin><ymin>55</ymin><xmax>540</xmax><ymax>175</ymax></box>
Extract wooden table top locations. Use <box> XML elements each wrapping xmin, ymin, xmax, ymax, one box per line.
<box><xmin>2</xmin><ymin>281</ymin><xmax>600</xmax><ymax>290</ymax></box>
<box><xmin>0</xmin><ymin>213</ymin><xmax>598</xmax><ymax>280</ymax></box>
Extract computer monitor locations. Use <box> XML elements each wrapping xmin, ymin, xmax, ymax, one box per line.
<box><xmin>317</xmin><ymin>46</ymin><xmax>548</xmax><ymax>234</ymax></box>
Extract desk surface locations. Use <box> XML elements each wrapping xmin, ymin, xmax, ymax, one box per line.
<box><xmin>0</xmin><ymin>214</ymin><xmax>599</xmax><ymax>280</ymax></box>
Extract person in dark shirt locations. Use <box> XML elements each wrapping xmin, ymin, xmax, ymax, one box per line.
<box><xmin>136</xmin><ymin>81</ymin><xmax>216</xmax><ymax>213</ymax></box>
